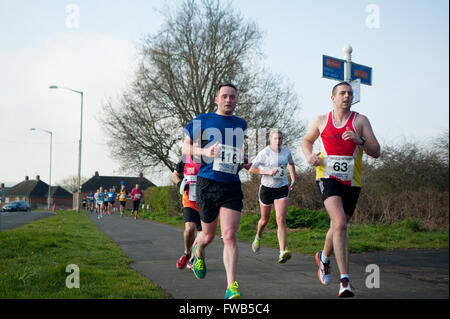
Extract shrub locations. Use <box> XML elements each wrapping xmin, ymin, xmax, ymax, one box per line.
<box><xmin>285</xmin><ymin>206</ymin><xmax>329</xmax><ymax>229</ymax></box>
<box><xmin>144</xmin><ymin>185</ymin><xmax>182</xmax><ymax>216</ymax></box>
<box><xmin>238</xmin><ymin>214</ymin><xmax>260</xmax><ymax>233</ymax></box>
<box><xmin>397</xmin><ymin>218</ymin><xmax>423</xmax><ymax>232</ymax></box>
<box><xmin>354</xmin><ymin>137</ymin><xmax>449</xmax><ymax>228</ymax></box>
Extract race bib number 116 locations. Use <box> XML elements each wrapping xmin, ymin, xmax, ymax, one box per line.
<box><xmin>213</xmin><ymin>144</ymin><xmax>241</xmax><ymax>175</ymax></box>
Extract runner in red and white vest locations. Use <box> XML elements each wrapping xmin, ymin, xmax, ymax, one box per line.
<box><xmin>302</xmin><ymin>81</ymin><xmax>380</xmax><ymax>298</ymax></box>
<box><xmin>172</xmin><ymin>155</ymin><xmax>202</xmax><ymax>270</ymax></box>
<box><xmin>316</xmin><ymin>110</ymin><xmax>363</xmax><ymax>187</ymax></box>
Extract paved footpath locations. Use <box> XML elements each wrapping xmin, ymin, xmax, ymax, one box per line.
<box><xmin>88</xmin><ymin>213</ymin><xmax>448</xmax><ymax>299</ymax></box>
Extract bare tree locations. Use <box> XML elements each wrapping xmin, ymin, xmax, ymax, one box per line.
<box><xmin>102</xmin><ymin>0</ymin><xmax>305</xmax><ymax>173</ymax></box>
<box><xmin>56</xmin><ymin>175</ymin><xmax>88</xmax><ymax>193</ymax></box>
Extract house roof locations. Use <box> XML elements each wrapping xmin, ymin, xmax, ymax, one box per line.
<box><xmin>80</xmin><ymin>174</ymin><xmax>155</xmax><ymax>193</ymax></box>
<box><xmin>6</xmin><ymin>178</ymin><xmax>50</xmax><ymax>196</ymax></box>
<box><xmin>4</xmin><ymin>177</ymin><xmax>72</xmax><ymax>198</ymax></box>
<box><xmin>50</xmin><ymin>186</ymin><xmax>72</xmax><ymax>198</ymax></box>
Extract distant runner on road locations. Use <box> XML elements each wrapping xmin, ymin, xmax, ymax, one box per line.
<box><xmin>107</xmin><ymin>188</ymin><xmax>116</xmax><ymax>216</ymax></box>
<box><xmin>118</xmin><ymin>184</ymin><xmax>127</xmax><ymax>217</ymax></box>
<box><xmin>87</xmin><ymin>191</ymin><xmax>95</xmax><ymax>214</ymax></box>
<box><xmin>130</xmin><ymin>184</ymin><xmax>144</xmax><ymax>220</ymax></box>
<box><xmin>95</xmin><ymin>187</ymin><xmax>105</xmax><ymax>220</ymax></box>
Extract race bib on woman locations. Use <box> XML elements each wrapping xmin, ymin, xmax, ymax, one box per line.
<box><xmin>273</xmin><ymin>166</ymin><xmax>286</xmax><ymax>181</ymax></box>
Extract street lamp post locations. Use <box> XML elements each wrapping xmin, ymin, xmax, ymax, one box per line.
<box><xmin>30</xmin><ymin>128</ymin><xmax>52</xmax><ymax>211</ymax></box>
<box><xmin>49</xmin><ymin>85</ymin><xmax>83</xmax><ymax>212</ymax></box>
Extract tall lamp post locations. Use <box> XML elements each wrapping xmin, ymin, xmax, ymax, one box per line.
<box><xmin>30</xmin><ymin>128</ymin><xmax>52</xmax><ymax>211</ymax></box>
<box><xmin>49</xmin><ymin>85</ymin><xmax>84</xmax><ymax>212</ymax></box>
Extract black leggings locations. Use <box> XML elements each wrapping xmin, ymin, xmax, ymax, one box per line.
<box><xmin>133</xmin><ymin>200</ymin><xmax>141</xmax><ymax>211</ymax></box>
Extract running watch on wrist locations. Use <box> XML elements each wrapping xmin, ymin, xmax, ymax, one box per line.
<box><xmin>359</xmin><ymin>137</ymin><xmax>366</xmax><ymax>146</ymax></box>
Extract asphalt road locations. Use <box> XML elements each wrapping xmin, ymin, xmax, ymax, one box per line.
<box><xmin>0</xmin><ymin>211</ymin><xmax>55</xmax><ymax>231</ymax></box>
<box><xmin>88</xmin><ymin>212</ymin><xmax>449</xmax><ymax>299</ymax></box>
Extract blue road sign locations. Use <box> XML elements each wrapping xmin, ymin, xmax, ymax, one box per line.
<box><xmin>351</xmin><ymin>62</ymin><xmax>372</xmax><ymax>85</ymax></box>
<box><xmin>321</xmin><ymin>55</ymin><xmax>345</xmax><ymax>81</ymax></box>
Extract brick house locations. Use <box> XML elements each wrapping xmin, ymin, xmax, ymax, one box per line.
<box><xmin>0</xmin><ymin>175</ymin><xmax>73</xmax><ymax>210</ymax></box>
<box><xmin>74</xmin><ymin>171</ymin><xmax>155</xmax><ymax>210</ymax></box>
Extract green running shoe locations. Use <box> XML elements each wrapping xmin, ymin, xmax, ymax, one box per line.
<box><xmin>224</xmin><ymin>281</ymin><xmax>241</xmax><ymax>299</ymax></box>
<box><xmin>193</xmin><ymin>245</ymin><xmax>206</xmax><ymax>279</ymax></box>
<box><xmin>252</xmin><ymin>237</ymin><xmax>260</xmax><ymax>253</ymax></box>
<box><xmin>278</xmin><ymin>249</ymin><xmax>292</xmax><ymax>263</ymax></box>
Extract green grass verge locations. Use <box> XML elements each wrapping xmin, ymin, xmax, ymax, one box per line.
<box><xmin>0</xmin><ymin>211</ymin><xmax>167</xmax><ymax>299</ymax></box>
<box><xmin>237</xmin><ymin>217</ymin><xmax>449</xmax><ymax>255</ymax></box>
<box><xmin>129</xmin><ymin>207</ymin><xmax>449</xmax><ymax>256</ymax></box>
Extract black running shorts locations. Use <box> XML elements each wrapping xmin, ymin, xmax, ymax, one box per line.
<box><xmin>183</xmin><ymin>207</ymin><xmax>202</xmax><ymax>231</ymax></box>
<box><xmin>196</xmin><ymin>176</ymin><xmax>243</xmax><ymax>223</ymax></box>
<box><xmin>316</xmin><ymin>178</ymin><xmax>361</xmax><ymax>217</ymax></box>
<box><xmin>259</xmin><ymin>185</ymin><xmax>289</xmax><ymax>206</ymax></box>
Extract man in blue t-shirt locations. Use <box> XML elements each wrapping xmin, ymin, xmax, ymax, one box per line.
<box><xmin>107</xmin><ymin>188</ymin><xmax>116</xmax><ymax>216</ymax></box>
<box><xmin>182</xmin><ymin>83</ymin><xmax>251</xmax><ymax>299</ymax></box>
<box><xmin>87</xmin><ymin>192</ymin><xmax>95</xmax><ymax>214</ymax></box>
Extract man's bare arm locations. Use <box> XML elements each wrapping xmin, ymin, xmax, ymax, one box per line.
<box><xmin>171</xmin><ymin>170</ymin><xmax>181</xmax><ymax>185</ymax></box>
<box><xmin>181</xmin><ymin>135</ymin><xmax>220</xmax><ymax>159</ymax></box>
<box><xmin>355</xmin><ymin>115</ymin><xmax>381</xmax><ymax>158</ymax></box>
<box><xmin>302</xmin><ymin>115</ymin><xmax>324</xmax><ymax>167</ymax></box>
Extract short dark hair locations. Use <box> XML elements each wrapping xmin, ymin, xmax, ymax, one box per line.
<box><xmin>216</xmin><ymin>82</ymin><xmax>237</xmax><ymax>97</ymax></box>
<box><xmin>332</xmin><ymin>81</ymin><xmax>352</xmax><ymax>96</ymax></box>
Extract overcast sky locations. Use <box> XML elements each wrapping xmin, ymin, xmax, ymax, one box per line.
<box><xmin>0</xmin><ymin>0</ymin><xmax>448</xmax><ymax>187</ymax></box>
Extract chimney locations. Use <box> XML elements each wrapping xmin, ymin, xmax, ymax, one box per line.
<box><xmin>95</xmin><ymin>171</ymin><xmax>99</xmax><ymax>177</ymax></box>
<box><xmin>139</xmin><ymin>172</ymin><xmax>143</xmax><ymax>178</ymax></box>
<box><xmin>36</xmin><ymin>175</ymin><xmax>40</xmax><ymax>181</ymax></box>
<box><xmin>25</xmin><ymin>176</ymin><xmax>29</xmax><ymax>181</ymax></box>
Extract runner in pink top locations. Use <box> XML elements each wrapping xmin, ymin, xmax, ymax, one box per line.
<box><xmin>130</xmin><ymin>184</ymin><xmax>144</xmax><ymax>220</ymax></box>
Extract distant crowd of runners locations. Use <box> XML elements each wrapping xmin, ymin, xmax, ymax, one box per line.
<box><xmin>84</xmin><ymin>183</ymin><xmax>144</xmax><ymax>220</ymax></box>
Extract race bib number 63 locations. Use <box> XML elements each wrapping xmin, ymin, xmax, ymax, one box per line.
<box><xmin>324</xmin><ymin>156</ymin><xmax>355</xmax><ymax>181</ymax></box>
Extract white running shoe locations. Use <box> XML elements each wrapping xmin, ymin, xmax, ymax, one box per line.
<box><xmin>278</xmin><ymin>249</ymin><xmax>292</xmax><ymax>263</ymax></box>
<box><xmin>315</xmin><ymin>251</ymin><xmax>331</xmax><ymax>285</ymax></box>
<box><xmin>338</xmin><ymin>278</ymin><xmax>354</xmax><ymax>298</ymax></box>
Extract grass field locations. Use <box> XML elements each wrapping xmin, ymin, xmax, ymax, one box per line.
<box><xmin>0</xmin><ymin>211</ymin><xmax>167</xmax><ymax>299</ymax></box>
